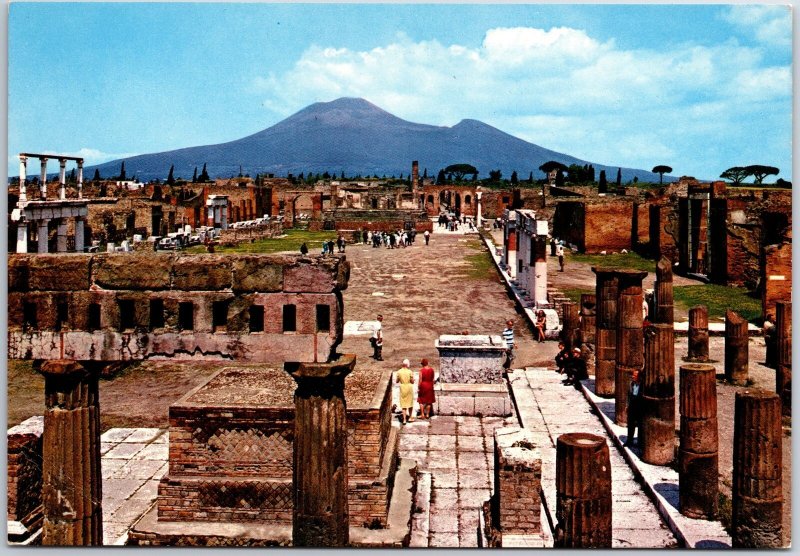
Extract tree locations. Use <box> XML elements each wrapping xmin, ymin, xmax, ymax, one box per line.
<box><xmin>528</xmin><ymin>172</ymin><xmax>534</xmax><ymax>184</ymax></box>
<box><xmin>555</xmin><ymin>170</ymin><xmax>565</xmax><ymax>188</ymax></box>
<box><xmin>488</xmin><ymin>169</ymin><xmax>503</xmax><ymax>182</ymax></box>
<box><xmin>616</xmin><ymin>167</ymin><xmax>622</xmax><ymax>188</ymax></box>
<box><xmin>745</xmin><ymin>165</ymin><xmax>779</xmax><ymax>185</ymax></box>
<box><xmin>340</xmin><ymin>170</ymin><xmax>345</xmax><ymax>179</ymax></box>
<box><xmin>538</xmin><ymin>160</ymin><xmax>568</xmax><ymax>175</ymax></box>
<box><xmin>598</xmin><ymin>170</ymin><xmax>608</xmax><ymax>193</ymax></box>
<box><xmin>651</xmin><ymin>165</ymin><xmax>672</xmax><ymax>185</ymax></box>
<box><xmin>720</xmin><ymin>166</ymin><xmax>749</xmax><ymax>185</ymax></box>
<box><xmin>323</xmin><ymin>171</ymin><xmax>331</xmax><ymax>179</ymax></box>
<box><xmin>199</xmin><ymin>163</ymin><xmax>210</xmax><ymax>182</ymax></box>
<box><xmin>192</xmin><ymin>167</ymin><xmax>198</xmax><ymax>182</ymax></box>
<box><xmin>167</xmin><ymin>165</ymin><xmax>175</xmax><ymax>186</ymax></box>
<box><xmin>444</xmin><ymin>163</ymin><xmax>478</xmax><ymax>182</ymax></box>
<box><xmin>423</xmin><ymin>168</ymin><xmax>428</xmax><ymax>179</ymax></box>
<box><xmin>119</xmin><ymin>161</ymin><xmax>127</xmax><ymax>181</ymax></box>
<box><xmin>436</xmin><ymin>169</ymin><xmax>447</xmax><ymax>184</ymax></box>
<box><xmin>510</xmin><ymin>171</ymin><xmax>519</xmax><ymax>185</ymax></box>
<box><xmin>93</xmin><ymin>169</ymin><xmax>101</xmax><ymax>181</ymax></box>
<box><xmin>776</xmin><ymin>178</ymin><xmax>792</xmax><ymax>188</ymax></box>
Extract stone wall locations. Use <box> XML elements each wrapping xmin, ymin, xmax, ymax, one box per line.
<box><xmin>584</xmin><ymin>200</ymin><xmax>635</xmax><ymax>253</ymax></box>
<box><xmin>8</xmin><ymin>253</ymin><xmax>349</xmax><ymax>364</ymax></box>
<box><xmin>7</xmin><ymin>416</ymin><xmax>44</xmax><ymax>523</ymax></box>
<box><xmin>762</xmin><ymin>242</ymin><xmax>792</xmax><ymax>321</ymax></box>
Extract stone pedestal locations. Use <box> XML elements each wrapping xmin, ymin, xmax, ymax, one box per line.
<box><xmin>641</xmin><ymin>324</ymin><xmax>675</xmax><ymax>465</ymax></box>
<box><xmin>654</xmin><ymin>257</ymin><xmax>674</xmax><ymax>323</ymax></box>
<box><xmin>579</xmin><ymin>293</ymin><xmax>596</xmax><ymax>346</ymax></box>
<box><xmin>725</xmin><ymin>310</ymin><xmax>749</xmax><ymax>386</ymax></box>
<box><xmin>560</xmin><ymin>302</ymin><xmax>580</xmax><ymax>351</ymax></box>
<box><xmin>688</xmin><ymin>306</ymin><xmax>709</xmax><ymax>361</ymax></box>
<box><xmin>436</xmin><ymin>335</ymin><xmax>506</xmax><ymax>384</ymax></box>
<box><xmin>37</xmin><ymin>360</ymin><xmax>103</xmax><ymax>545</ymax></box>
<box><xmin>592</xmin><ymin>268</ymin><xmax>618</xmax><ymax>397</ymax></box>
<box><xmin>732</xmin><ymin>390</ymin><xmax>783</xmax><ymax>548</ymax></box>
<box><xmin>555</xmin><ymin>433</ymin><xmax>611</xmax><ymax>548</ymax></box>
<box><xmin>678</xmin><ymin>364</ymin><xmax>718</xmax><ymax>519</ymax></box>
<box><xmin>775</xmin><ymin>301</ymin><xmax>791</xmax><ymax>416</ymax></box>
<box><xmin>614</xmin><ymin>270</ymin><xmax>648</xmax><ymax>425</ymax></box>
<box><xmin>286</xmin><ymin>354</ymin><xmax>356</xmax><ymax>547</ymax></box>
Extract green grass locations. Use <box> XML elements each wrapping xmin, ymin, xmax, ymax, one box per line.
<box><xmin>463</xmin><ymin>239</ymin><xmax>495</xmax><ymax>280</ymax></box>
<box><xmin>568</xmin><ymin>251</ymin><xmax>656</xmax><ymax>272</ymax></box>
<box><xmin>673</xmin><ymin>284</ymin><xmax>761</xmax><ymax>323</ymax></box>
<box><xmin>184</xmin><ymin>229</ymin><xmax>337</xmax><ymax>254</ymax></box>
<box><xmin>562</xmin><ymin>288</ymin><xmax>593</xmax><ymax>303</ymax></box>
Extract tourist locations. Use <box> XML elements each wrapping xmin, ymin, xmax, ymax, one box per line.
<box><xmin>642</xmin><ymin>298</ymin><xmax>649</xmax><ymax>321</ymax></box>
<box><xmin>556</xmin><ymin>241</ymin><xmax>565</xmax><ymax>272</ymax></box>
<box><xmin>535</xmin><ymin>310</ymin><xmax>547</xmax><ymax>342</ymax></box>
<box><xmin>550</xmin><ymin>236</ymin><xmax>557</xmax><ymax>256</ymax></box>
<box><xmin>388</xmin><ymin>232</ymin><xmax>396</xmax><ymax>249</ymax></box>
<box><xmin>396</xmin><ymin>359</ymin><xmax>415</xmax><ymax>424</ymax></box>
<box><xmin>502</xmin><ymin>320</ymin><xmax>516</xmax><ymax>369</ymax></box>
<box><xmin>554</xmin><ymin>341</ymin><xmax>570</xmax><ymax>374</ymax></box>
<box><xmin>362</xmin><ymin>229</ymin><xmax>369</xmax><ymax>244</ymax></box>
<box><xmin>327</xmin><ymin>239</ymin><xmax>335</xmax><ymax>255</ymax></box>
<box><xmin>564</xmin><ymin>347</ymin><xmax>588</xmax><ymax>387</ymax></box>
<box><xmin>337</xmin><ymin>234</ymin><xmax>345</xmax><ymax>253</ymax></box>
<box><xmin>321</xmin><ymin>241</ymin><xmax>329</xmax><ymax>256</ymax></box>
<box><xmin>624</xmin><ymin>369</ymin><xmax>643</xmax><ymax>447</ymax></box>
<box><xmin>424</xmin><ymin>229</ymin><xmax>430</xmax><ymax>246</ymax></box>
<box><xmin>370</xmin><ymin>315</ymin><xmax>384</xmax><ymax>361</ymax></box>
<box><xmin>299</xmin><ymin>242</ymin><xmax>308</xmax><ymax>255</ymax></box>
<box><xmin>417</xmin><ymin>358</ymin><xmax>436</xmax><ymax>420</ymax></box>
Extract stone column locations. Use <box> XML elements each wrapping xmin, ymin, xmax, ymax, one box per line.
<box><xmin>732</xmin><ymin>390</ymin><xmax>783</xmax><ymax>547</ymax></box>
<box><xmin>775</xmin><ymin>301</ymin><xmax>791</xmax><ymax>416</ymax></box>
<box><xmin>654</xmin><ymin>257</ymin><xmax>674</xmax><ymax>323</ymax></box>
<box><xmin>555</xmin><ymin>432</ymin><xmax>612</xmax><ymax>548</ymax></box>
<box><xmin>561</xmin><ymin>302</ymin><xmax>580</xmax><ymax>351</ymax></box>
<box><xmin>285</xmin><ymin>354</ymin><xmax>356</xmax><ymax>547</ymax></box>
<box><xmin>77</xmin><ymin>160</ymin><xmax>84</xmax><ymax>199</ymax></box>
<box><xmin>688</xmin><ymin>306</ymin><xmax>709</xmax><ymax>361</ymax></box>
<box><xmin>725</xmin><ymin>310</ymin><xmax>749</xmax><ymax>386</ymax></box>
<box><xmin>533</xmin><ymin>234</ymin><xmax>548</xmax><ymax>304</ymax></box>
<box><xmin>19</xmin><ymin>155</ymin><xmax>28</xmax><ymax>202</ymax></box>
<box><xmin>678</xmin><ymin>364</ymin><xmax>718</xmax><ymax>519</ymax></box>
<box><xmin>74</xmin><ymin>218</ymin><xmax>85</xmax><ymax>253</ymax></box>
<box><xmin>592</xmin><ymin>268</ymin><xmax>618</xmax><ymax>397</ymax></box>
<box><xmin>58</xmin><ymin>158</ymin><xmax>67</xmax><ymax>200</ymax></box>
<box><xmin>38</xmin><ymin>219</ymin><xmax>50</xmax><ymax>253</ymax></box>
<box><xmin>614</xmin><ymin>269</ymin><xmax>648</xmax><ymax>425</ymax></box>
<box><xmin>56</xmin><ymin>220</ymin><xmax>68</xmax><ymax>253</ymax></box>
<box><xmin>579</xmin><ymin>294</ymin><xmax>596</xmax><ymax>346</ymax></box>
<box><xmin>411</xmin><ymin>160</ymin><xmax>419</xmax><ymax>203</ymax></box>
<box><xmin>641</xmin><ymin>324</ymin><xmax>675</xmax><ymax>465</ymax></box>
<box><xmin>38</xmin><ymin>360</ymin><xmax>103</xmax><ymax>546</ymax></box>
<box><xmin>507</xmin><ymin>226</ymin><xmax>517</xmax><ymax>279</ymax></box>
<box><xmin>40</xmin><ymin>157</ymin><xmax>48</xmax><ymax>199</ymax></box>
<box><xmin>221</xmin><ymin>204</ymin><xmax>228</xmax><ymax>230</ymax></box>
<box><xmin>476</xmin><ymin>189</ymin><xmax>483</xmax><ymax>227</ymax></box>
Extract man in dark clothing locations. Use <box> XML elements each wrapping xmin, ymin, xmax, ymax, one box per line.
<box><xmin>563</xmin><ymin>348</ymin><xmax>588</xmax><ymax>386</ymax></box>
<box><xmin>362</xmin><ymin>229</ymin><xmax>369</xmax><ymax>244</ymax></box>
<box><xmin>299</xmin><ymin>242</ymin><xmax>309</xmax><ymax>255</ymax></box>
<box><xmin>624</xmin><ymin>369</ymin><xmax>643</xmax><ymax>447</ymax></box>
<box><xmin>554</xmin><ymin>341</ymin><xmax>570</xmax><ymax>374</ymax></box>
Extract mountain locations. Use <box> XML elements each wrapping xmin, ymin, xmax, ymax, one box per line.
<box><xmin>87</xmin><ymin>97</ymin><xmax>666</xmax><ymax>183</ymax></box>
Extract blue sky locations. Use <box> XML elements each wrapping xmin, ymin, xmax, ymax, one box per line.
<box><xmin>7</xmin><ymin>3</ymin><xmax>793</xmax><ymax>180</ymax></box>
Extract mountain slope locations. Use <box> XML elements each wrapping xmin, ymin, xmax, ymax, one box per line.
<box><xmin>88</xmin><ymin>97</ymin><xmax>665</xmax><ymax>183</ymax></box>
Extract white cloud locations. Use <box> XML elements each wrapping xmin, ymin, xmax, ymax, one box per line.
<box><xmin>253</xmin><ymin>25</ymin><xmax>791</xmax><ymax>179</ymax></box>
<box><xmin>722</xmin><ymin>5</ymin><xmax>792</xmax><ymax>47</ymax></box>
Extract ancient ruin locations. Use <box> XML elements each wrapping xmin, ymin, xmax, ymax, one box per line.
<box><xmin>725</xmin><ymin>310</ymin><xmax>749</xmax><ymax>386</ymax></box>
<box><xmin>687</xmin><ymin>306</ymin><xmax>710</xmax><ymax>362</ymax></box>
<box><xmin>592</xmin><ymin>268</ymin><xmax>619</xmax><ymax>397</ymax></box>
<box><xmin>640</xmin><ymin>324</ymin><xmax>675</xmax><ymax>465</ymax></box>
<box><xmin>613</xmin><ymin>269</ymin><xmax>648</xmax><ymax>425</ymax></box>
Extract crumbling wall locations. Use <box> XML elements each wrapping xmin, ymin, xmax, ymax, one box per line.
<box><xmin>7</xmin><ymin>416</ymin><xmax>44</xmax><ymax>524</ymax></box>
<box><xmin>762</xmin><ymin>242</ymin><xmax>792</xmax><ymax>321</ymax></box>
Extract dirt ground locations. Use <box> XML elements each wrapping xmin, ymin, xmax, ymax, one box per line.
<box><xmin>6</xmin><ymin>230</ymin><xmax>790</xmax><ymax>544</ymax></box>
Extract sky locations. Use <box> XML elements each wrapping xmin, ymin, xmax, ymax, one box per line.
<box><xmin>6</xmin><ymin>3</ymin><xmax>794</xmax><ymax>181</ymax></box>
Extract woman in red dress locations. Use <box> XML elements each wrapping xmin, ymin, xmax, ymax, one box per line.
<box><xmin>417</xmin><ymin>358</ymin><xmax>436</xmax><ymax>420</ymax></box>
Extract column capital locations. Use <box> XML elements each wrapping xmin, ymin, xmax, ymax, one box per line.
<box><xmin>39</xmin><ymin>359</ymin><xmax>88</xmax><ymax>379</ymax></box>
<box><xmin>19</xmin><ymin>154</ymin><xmax>28</xmax><ymax>163</ymax></box>
<box><xmin>58</xmin><ymin>158</ymin><xmax>67</xmax><ymax>166</ymax></box>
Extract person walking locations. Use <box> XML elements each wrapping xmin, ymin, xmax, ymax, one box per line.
<box><xmin>396</xmin><ymin>359</ymin><xmax>415</xmax><ymax>424</ymax></box>
<box><xmin>624</xmin><ymin>369</ymin><xmax>643</xmax><ymax>447</ymax></box>
<box><xmin>424</xmin><ymin>229</ymin><xmax>430</xmax><ymax>245</ymax></box>
<box><xmin>502</xmin><ymin>320</ymin><xmax>516</xmax><ymax>370</ymax></box>
<box><xmin>370</xmin><ymin>315</ymin><xmax>384</xmax><ymax>361</ymax></box>
<box><xmin>556</xmin><ymin>241</ymin><xmax>565</xmax><ymax>272</ymax></box>
<box><xmin>417</xmin><ymin>359</ymin><xmax>436</xmax><ymax>419</ymax></box>
<box><xmin>327</xmin><ymin>239</ymin><xmax>336</xmax><ymax>255</ymax></box>
<box><xmin>299</xmin><ymin>242</ymin><xmax>309</xmax><ymax>255</ymax></box>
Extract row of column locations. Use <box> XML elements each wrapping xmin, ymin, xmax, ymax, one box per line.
<box><xmin>16</xmin><ymin>218</ymin><xmax>86</xmax><ymax>254</ymax></box>
<box><xmin>19</xmin><ymin>155</ymin><xmax>84</xmax><ymax>202</ymax></box>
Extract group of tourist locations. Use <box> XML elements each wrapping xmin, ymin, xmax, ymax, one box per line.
<box><xmin>554</xmin><ymin>341</ymin><xmax>588</xmax><ymax>386</ymax></box>
<box><xmin>369</xmin><ymin>229</ymin><xmax>418</xmax><ymax>249</ymax></box>
<box><xmin>437</xmin><ymin>212</ymin><xmax>475</xmax><ymax>232</ymax></box>
<box><xmin>394</xmin><ymin>358</ymin><xmax>437</xmax><ymax>424</ymax></box>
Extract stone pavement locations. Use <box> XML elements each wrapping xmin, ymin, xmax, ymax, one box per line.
<box><xmin>398</xmin><ymin>414</ymin><xmax>517</xmax><ymax>547</ymax></box>
<box><xmin>509</xmin><ymin>367</ymin><xmax>678</xmax><ymax>548</ymax></box>
<box><xmin>99</xmin><ymin>427</ymin><xmax>168</xmax><ymax>545</ymax></box>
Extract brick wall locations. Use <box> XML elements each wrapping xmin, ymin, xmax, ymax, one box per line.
<box><xmin>762</xmin><ymin>242</ymin><xmax>792</xmax><ymax>321</ymax></box>
<box><xmin>490</xmin><ymin>428</ymin><xmax>542</xmax><ymax>540</ymax></box>
<box><xmin>584</xmin><ymin>200</ymin><xmax>634</xmax><ymax>253</ymax></box>
<box><xmin>7</xmin><ymin>416</ymin><xmax>44</xmax><ymax>522</ymax></box>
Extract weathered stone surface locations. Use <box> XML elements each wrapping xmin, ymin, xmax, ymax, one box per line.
<box><xmin>654</xmin><ymin>257</ymin><xmax>674</xmax><ymax>324</ymax></box>
<box><xmin>7</xmin><ymin>416</ymin><xmax>44</xmax><ymax>523</ymax></box>
<box><xmin>492</xmin><ymin>428</ymin><xmax>542</xmax><ymax>536</ymax></box>
<box><xmin>284</xmin><ymin>258</ymin><xmax>344</xmax><ymax>293</ymax></box>
<box><xmin>775</xmin><ymin>301</ymin><xmax>791</xmax><ymax>416</ymax></box>
<box><xmin>614</xmin><ymin>269</ymin><xmax>647</xmax><ymax>425</ymax></box>
<box><xmin>688</xmin><ymin>306</ymin><xmax>709</xmax><ymax>361</ymax></box>
<box><xmin>232</xmin><ymin>256</ymin><xmax>284</xmax><ymax>292</ymax></box>
<box><xmin>724</xmin><ymin>310</ymin><xmax>749</xmax><ymax>386</ymax></box>
<box><xmin>592</xmin><ymin>268</ymin><xmax>619</xmax><ymax>397</ymax></box>
<box><xmin>172</xmin><ymin>255</ymin><xmax>232</xmax><ymax>290</ymax></box>
<box><xmin>561</xmin><ymin>303</ymin><xmax>580</xmax><ymax>351</ymax></box>
<box><xmin>8</xmin><ymin>256</ymin><xmax>30</xmax><ymax>292</ymax></box>
<box><xmin>93</xmin><ymin>254</ymin><xmax>173</xmax><ymax>290</ymax></box>
<box><xmin>579</xmin><ymin>293</ymin><xmax>596</xmax><ymax>345</ymax></box>
<box><xmin>436</xmin><ymin>335</ymin><xmax>506</xmax><ymax>384</ymax></box>
<box><xmin>29</xmin><ymin>255</ymin><xmax>92</xmax><ymax>291</ymax></box>
<box><xmin>641</xmin><ymin>324</ymin><xmax>675</xmax><ymax>465</ymax></box>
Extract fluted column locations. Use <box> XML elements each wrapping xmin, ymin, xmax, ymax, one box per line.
<box><xmin>38</xmin><ymin>360</ymin><xmax>103</xmax><ymax>545</ymax></box>
<box><xmin>641</xmin><ymin>324</ymin><xmax>675</xmax><ymax>465</ymax></box>
<box><xmin>688</xmin><ymin>306</ymin><xmax>709</xmax><ymax>361</ymax></box>
<box><xmin>58</xmin><ymin>158</ymin><xmax>67</xmax><ymax>200</ymax></box>
<box><xmin>732</xmin><ymin>391</ymin><xmax>783</xmax><ymax>547</ymax></box>
<box><xmin>40</xmin><ymin>157</ymin><xmax>48</xmax><ymax>199</ymax></box>
<box><xmin>614</xmin><ymin>269</ymin><xmax>648</xmax><ymax>425</ymax></box>
<box><xmin>678</xmin><ymin>364</ymin><xmax>718</xmax><ymax>519</ymax></box>
<box><xmin>77</xmin><ymin>160</ymin><xmax>84</xmax><ymax>199</ymax></box>
<box><xmin>285</xmin><ymin>354</ymin><xmax>355</xmax><ymax>547</ymax></box>
<box><xmin>579</xmin><ymin>294</ymin><xmax>596</xmax><ymax>346</ymax></box>
<box><xmin>592</xmin><ymin>268</ymin><xmax>618</xmax><ymax>397</ymax></box>
<box><xmin>19</xmin><ymin>155</ymin><xmax>28</xmax><ymax>202</ymax></box>
<box><xmin>725</xmin><ymin>310</ymin><xmax>749</xmax><ymax>386</ymax></box>
<box><xmin>561</xmin><ymin>302</ymin><xmax>580</xmax><ymax>351</ymax></box>
<box><xmin>476</xmin><ymin>189</ymin><xmax>483</xmax><ymax>227</ymax></box>
<box><xmin>654</xmin><ymin>257</ymin><xmax>674</xmax><ymax>323</ymax></box>
<box><xmin>775</xmin><ymin>301</ymin><xmax>791</xmax><ymax>416</ymax></box>
<box><xmin>555</xmin><ymin>433</ymin><xmax>612</xmax><ymax>548</ymax></box>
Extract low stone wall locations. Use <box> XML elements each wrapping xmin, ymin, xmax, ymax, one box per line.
<box><xmin>7</xmin><ymin>416</ymin><xmax>44</xmax><ymax>523</ymax></box>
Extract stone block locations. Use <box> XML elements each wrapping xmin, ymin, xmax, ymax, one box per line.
<box><xmin>231</xmin><ymin>256</ymin><xmax>284</xmax><ymax>292</ymax></box>
<box><xmin>283</xmin><ymin>259</ymin><xmax>340</xmax><ymax>293</ymax></box>
<box><xmin>29</xmin><ymin>255</ymin><xmax>91</xmax><ymax>291</ymax></box>
<box><xmin>93</xmin><ymin>254</ymin><xmax>173</xmax><ymax>290</ymax></box>
<box><xmin>8</xmin><ymin>256</ymin><xmax>30</xmax><ymax>292</ymax></box>
<box><xmin>173</xmin><ymin>255</ymin><xmax>232</xmax><ymax>290</ymax></box>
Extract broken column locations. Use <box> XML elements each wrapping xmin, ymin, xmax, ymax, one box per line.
<box><xmin>561</xmin><ymin>302</ymin><xmax>580</xmax><ymax>351</ymax></box>
<box><xmin>555</xmin><ymin>432</ymin><xmax>612</xmax><ymax>548</ymax></box>
<box><xmin>732</xmin><ymin>390</ymin><xmax>783</xmax><ymax>548</ymax></box>
<box><xmin>678</xmin><ymin>364</ymin><xmax>718</xmax><ymax>519</ymax></box>
<box><xmin>614</xmin><ymin>269</ymin><xmax>648</xmax><ymax>425</ymax></box>
<box><xmin>38</xmin><ymin>360</ymin><xmax>103</xmax><ymax>545</ymax></box>
<box><xmin>579</xmin><ymin>293</ymin><xmax>596</xmax><ymax>346</ymax></box>
<box><xmin>775</xmin><ymin>301</ymin><xmax>791</xmax><ymax>416</ymax></box>
<box><xmin>592</xmin><ymin>268</ymin><xmax>618</xmax><ymax>397</ymax></box>
<box><xmin>688</xmin><ymin>306</ymin><xmax>709</xmax><ymax>361</ymax></box>
<box><xmin>725</xmin><ymin>310</ymin><xmax>749</xmax><ymax>386</ymax></box>
<box><xmin>654</xmin><ymin>257</ymin><xmax>674</xmax><ymax>323</ymax></box>
<box><xmin>285</xmin><ymin>354</ymin><xmax>356</xmax><ymax>547</ymax></box>
<box><xmin>641</xmin><ymin>324</ymin><xmax>675</xmax><ymax>465</ymax></box>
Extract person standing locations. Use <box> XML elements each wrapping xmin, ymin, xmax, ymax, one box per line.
<box><xmin>362</xmin><ymin>229</ymin><xmax>369</xmax><ymax>244</ymax></box>
<box><xmin>556</xmin><ymin>241</ymin><xmax>565</xmax><ymax>272</ymax></box>
<box><xmin>299</xmin><ymin>242</ymin><xmax>309</xmax><ymax>255</ymax></box>
<box><xmin>327</xmin><ymin>239</ymin><xmax>336</xmax><ymax>255</ymax></box>
<box><xmin>396</xmin><ymin>359</ymin><xmax>415</xmax><ymax>424</ymax></box>
<box><xmin>624</xmin><ymin>369</ymin><xmax>643</xmax><ymax>447</ymax></box>
<box><xmin>502</xmin><ymin>320</ymin><xmax>516</xmax><ymax>369</ymax></box>
<box><xmin>370</xmin><ymin>315</ymin><xmax>384</xmax><ymax>361</ymax></box>
<box><xmin>424</xmin><ymin>229</ymin><xmax>430</xmax><ymax>245</ymax></box>
<box><xmin>417</xmin><ymin>359</ymin><xmax>436</xmax><ymax>420</ymax></box>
